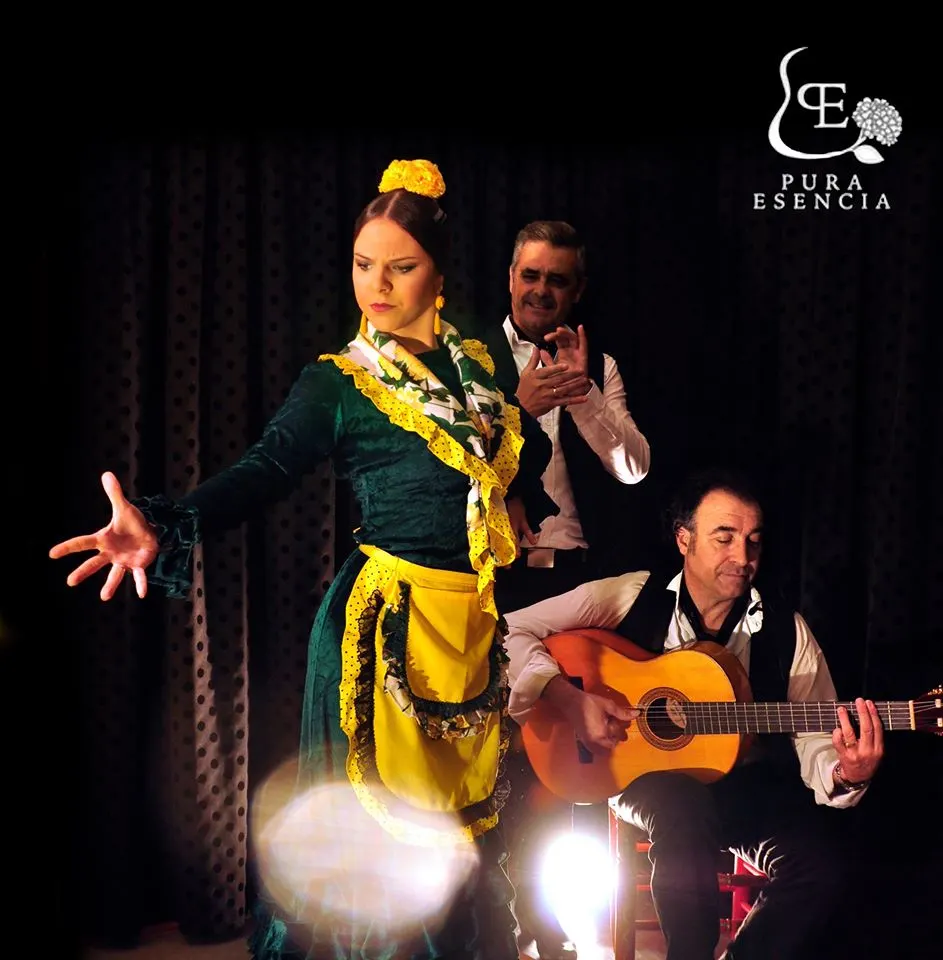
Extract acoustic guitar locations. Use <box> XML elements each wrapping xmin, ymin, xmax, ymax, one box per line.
<box><xmin>520</xmin><ymin>628</ymin><xmax>943</xmax><ymax>804</ymax></box>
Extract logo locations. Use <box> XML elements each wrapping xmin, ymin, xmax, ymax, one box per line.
<box><xmin>768</xmin><ymin>46</ymin><xmax>903</xmax><ymax>164</ymax></box>
<box><xmin>754</xmin><ymin>47</ymin><xmax>899</xmax><ymax>211</ymax></box>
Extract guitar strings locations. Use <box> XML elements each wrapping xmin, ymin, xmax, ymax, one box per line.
<box><xmin>635</xmin><ymin>703</ymin><xmax>936</xmax><ymax>714</ymax></box>
<box><xmin>636</xmin><ymin>704</ymin><xmax>935</xmax><ymax>714</ymax></box>
<box><xmin>630</xmin><ymin>701</ymin><xmax>938</xmax><ymax>731</ymax></box>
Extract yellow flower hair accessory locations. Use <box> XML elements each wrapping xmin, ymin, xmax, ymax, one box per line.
<box><xmin>378</xmin><ymin>159</ymin><xmax>446</xmax><ymax>199</ymax></box>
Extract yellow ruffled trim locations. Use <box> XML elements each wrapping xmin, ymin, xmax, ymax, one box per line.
<box><xmin>320</xmin><ymin>351</ymin><xmax>523</xmax><ymax>618</ymax></box>
<box><xmin>348</xmin><ymin>777</ymin><xmax>497</xmax><ymax>846</ymax></box>
<box><xmin>460</xmin><ymin>338</ymin><xmax>496</xmax><ymax>377</ymax></box>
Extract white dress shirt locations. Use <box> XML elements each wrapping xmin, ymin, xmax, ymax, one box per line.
<box><xmin>503</xmin><ymin>570</ymin><xmax>868</xmax><ymax>809</ymax></box>
<box><xmin>503</xmin><ymin>317</ymin><xmax>651</xmax><ymax>550</ymax></box>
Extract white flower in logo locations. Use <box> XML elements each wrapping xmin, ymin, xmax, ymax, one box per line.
<box><xmin>852</xmin><ymin>97</ymin><xmax>903</xmax><ymax>146</ymax></box>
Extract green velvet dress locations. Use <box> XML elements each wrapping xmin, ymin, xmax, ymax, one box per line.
<box><xmin>135</xmin><ymin>345</ymin><xmax>555</xmax><ymax>960</ymax></box>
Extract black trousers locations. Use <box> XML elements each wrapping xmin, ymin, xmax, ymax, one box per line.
<box><xmin>612</xmin><ymin>763</ymin><xmax>846</xmax><ymax>960</ymax></box>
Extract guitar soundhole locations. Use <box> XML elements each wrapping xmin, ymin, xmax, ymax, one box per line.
<box><xmin>639</xmin><ymin>687</ymin><xmax>694</xmax><ymax>751</ymax></box>
<box><xmin>647</xmin><ymin>697</ymin><xmax>687</xmax><ymax>740</ymax></box>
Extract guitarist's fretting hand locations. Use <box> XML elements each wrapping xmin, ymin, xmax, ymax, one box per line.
<box><xmin>543</xmin><ymin>676</ymin><xmax>640</xmax><ymax>755</ymax></box>
<box><xmin>832</xmin><ymin>697</ymin><xmax>885</xmax><ymax>785</ymax></box>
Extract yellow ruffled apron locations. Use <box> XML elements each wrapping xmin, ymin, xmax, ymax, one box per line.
<box><xmin>339</xmin><ymin>545</ymin><xmax>509</xmax><ymax>847</ymax></box>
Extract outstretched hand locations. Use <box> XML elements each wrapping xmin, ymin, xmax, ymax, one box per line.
<box><xmin>48</xmin><ymin>471</ymin><xmax>159</xmax><ymax>601</ymax></box>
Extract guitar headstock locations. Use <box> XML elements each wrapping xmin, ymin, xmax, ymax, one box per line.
<box><xmin>916</xmin><ymin>686</ymin><xmax>943</xmax><ymax>736</ymax></box>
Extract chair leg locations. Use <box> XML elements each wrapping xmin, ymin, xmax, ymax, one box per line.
<box><xmin>730</xmin><ymin>855</ymin><xmax>750</xmax><ymax>931</ymax></box>
<box><xmin>609</xmin><ymin>807</ymin><xmax>637</xmax><ymax>960</ymax></box>
<box><xmin>728</xmin><ymin>853</ymin><xmax>769</xmax><ymax>933</ymax></box>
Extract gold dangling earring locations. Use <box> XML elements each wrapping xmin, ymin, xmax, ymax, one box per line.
<box><xmin>434</xmin><ymin>295</ymin><xmax>445</xmax><ymax>334</ymax></box>
<box><xmin>359</xmin><ymin>313</ymin><xmax>369</xmax><ymax>336</ymax></box>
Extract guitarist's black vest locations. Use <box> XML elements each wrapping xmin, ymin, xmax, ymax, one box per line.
<box><xmin>482</xmin><ymin>321</ymin><xmax>627</xmax><ymax>577</ymax></box>
<box><xmin>615</xmin><ymin>570</ymin><xmax>802</xmax><ymax>774</ymax></box>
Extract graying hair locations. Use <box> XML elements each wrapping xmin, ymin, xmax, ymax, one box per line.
<box><xmin>510</xmin><ymin>220</ymin><xmax>586</xmax><ymax>280</ymax></box>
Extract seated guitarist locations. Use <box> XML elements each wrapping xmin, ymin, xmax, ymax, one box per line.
<box><xmin>502</xmin><ymin>467</ymin><xmax>884</xmax><ymax>960</ymax></box>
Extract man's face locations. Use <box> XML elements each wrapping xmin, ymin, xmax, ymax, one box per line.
<box><xmin>509</xmin><ymin>240</ymin><xmax>585</xmax><ymax>340</ymax></box>
<box><xmin>676</xmin><ymin>489</ymin><xmax>763</xmax><ymax>605</ymax></box>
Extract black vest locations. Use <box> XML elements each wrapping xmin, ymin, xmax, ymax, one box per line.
<box><xmin>615</xmin><ymin>570</ymin><xmax>801</xmax><ymax>773</ymax></box>
<box><xmin>482</xmin><ymin>322</ymin><xmax>631</xmax><ymax>576</ymax></box>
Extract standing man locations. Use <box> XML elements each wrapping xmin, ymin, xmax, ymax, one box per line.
<box><xmin>484</xmin><ymin>220</ymin><xmax>651</xmax><ymax>610</ymax></box>
<box><xmin>484</xmin><ymin>221</ymin><xmax>651</xmax><ymax>960</ymax></box>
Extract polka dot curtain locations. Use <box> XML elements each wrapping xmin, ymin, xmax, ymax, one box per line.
<box><xmin>68</xmin><ymin>138</ymin><xmax>354</xmax><ymax>943</ymax></box>
<box><xmin>57</xmin><ymin>127</ymin><xmax>941</xmax><ymax>947</ymax></box>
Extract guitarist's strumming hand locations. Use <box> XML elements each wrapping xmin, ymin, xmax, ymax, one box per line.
<box><xmin>832</xmin><ymin>697</ymin><xmax>885</xmax><ymax>787</ymax></box>
<box><xmin>543</xmin><ymin>676</ymin><xmax>640</xmax><ymax>755</ymax></box>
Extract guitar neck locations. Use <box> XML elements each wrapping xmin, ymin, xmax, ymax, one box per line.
<box><xmin>683</xmin><ymin>700</ymin><xmax>917</xmax><ymax>734</ymax></box>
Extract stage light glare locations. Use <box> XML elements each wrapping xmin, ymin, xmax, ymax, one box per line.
<box><xmin>539</xmin><ymin>830</ymin><xmax>615</xmax><ymax>946</ymax></box>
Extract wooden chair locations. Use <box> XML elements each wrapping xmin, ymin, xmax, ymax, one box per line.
<box><xmin>608</xmin><ymin>807</ymin><xmax>769</xmax><ymax>960</ymax></box>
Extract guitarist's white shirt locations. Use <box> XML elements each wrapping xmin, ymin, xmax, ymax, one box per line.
<box><xmin>503</xmin><ymin>570</ymin><xmax>868</xmax><ymax>808</ymax></box>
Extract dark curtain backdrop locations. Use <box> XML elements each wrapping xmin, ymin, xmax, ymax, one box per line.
<box><xmin>10</xmin><ymin>66</ymin><xmax>942</xmax><ymax>954</ymax></box>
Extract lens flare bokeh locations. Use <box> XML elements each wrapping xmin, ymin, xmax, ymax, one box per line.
<box><xmin>250</xmin><ymin>760</ymin><xmax>480</xmax><ymax>942</ymax></box>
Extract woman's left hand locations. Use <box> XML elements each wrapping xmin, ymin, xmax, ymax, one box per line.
<box><xmin>506</xmin><ymin>497</ymin><xmax>538</xmax><ymax>558</ymax></box>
